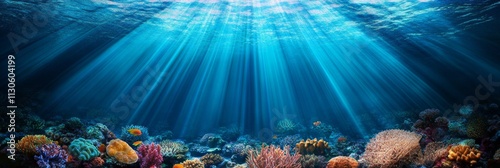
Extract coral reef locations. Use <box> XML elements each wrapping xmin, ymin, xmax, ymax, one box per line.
<box><xmin>120</xmin><ymin>125</ymin><xmax>149</xmax><ymax>145</ymax></box>
<box><xmin>34</xmin><ymin>143</ymin><xmax>68</xmax><ymax>168</ymax></box>
<box><xmin>45</xmin><ymin>117</ymin><xmax>86</xmax><ymax>145</ymax></box>
<box><xmin>106</xmin><ymin>139</ymin><xmax>139</xmax><ymax>164</ymax></box>
<box><xmin>446</xmin><ymin>145</ymin><xmax>481</xmax><ymax>167</ymax></box>
<box><xmin>159</xmin><ymin>140</ymin><xmax>189</xmax><ymax>163</ymax></box>
<box><xmin>310</xmin><ymin>122</ymin><xmax>333</xmax><ymax>138</ymax></box>
<box><xmin>82</xmin><ymin>157</ymin><xmax>104</xmax><ymax>168</ymax></box>
<box><xmin>200</xmin><ymin>133</ymin><xmax>226</xmax><ymax>148</ymax></box>
<box><xmin>279</xmin><ymin>134</ymin><xmax>302</xmax><ymax>148</ymax></box>
<box><xmin>295</xmin><ymin>138</ymin><xmax>330</xmax><ymax>155</ymax></box>
<box><xmin>200</xmin><ymin>153</ymin><xmax>223</xmax><ymax>166</ymax></box>
<box><xmin>247</xmin><ymin>145</ymin><xmax>301</xmax><ymax>168</ymax></box>
<box><xmin>16</xmin><ymin>135</ymin><xmax>53</xmax><ymax>155</ymax></box>
<box><xmin>69</xmin><ymin>138</ymin><xmax>100</xmax><ymax>161</ymax></box>
<box><xmin>326</xmin><ymin>156</ymin><xmax>359</xmax><ymax>168</ymax></box>
<box><xmin>361</xmin><ymin>129</ymin><xmax>422</xmax><ymax>168</ymax></box>
<box><xmin>137</xmin><ymin>143</ymin><xmax>163</xmax><ymax>168</ymax></box>
<box><xmin>299</xmin><ymin>154</ymin><xmax>327</xmax><ymax>168</ymax></box>
<box><xmin>421</xmin><ymin>142</ymin><xmax>448</xmax><ymax>167</ymax></box>
<box><xmin>181</xmin><ymin>159</ymin><xmax>204</xmax><ymax>168</ymax></box>
<box><xmin>223</xmin><ymin>143</ymin><xmax>251</xmax><ymax>163</ymax></box>
<box><xmin>412</xmin><ymin>109</ymin><xmax>449</xmax><ymax>144</ymax></box>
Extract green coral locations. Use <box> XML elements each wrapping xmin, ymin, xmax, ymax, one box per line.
<box><xmin>69</xmin><ymin>138</ymin><xmax>100</xmax><ymax>161</ymax></box>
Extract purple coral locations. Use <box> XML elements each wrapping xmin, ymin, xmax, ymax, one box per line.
<box><xmin>138</xmin><ymin>143</ymin><xmax>163</xmax><ymax>168</ymax></box>
<box><xmin>34</xmin><ymin>143</ymin><xmax>68</xmax><ymax>168</ymax></box>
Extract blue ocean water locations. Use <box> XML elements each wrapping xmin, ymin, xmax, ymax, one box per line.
<box><xmin>0</xmin><ymin>0</ymin><xmax>500</xmax><ymax>167</ymax></box>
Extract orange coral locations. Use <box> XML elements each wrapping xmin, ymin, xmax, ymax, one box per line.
<box><xmin>295</xmin><ymin>138</ymin><xmax>330</xmax><ymax>155</ymax></box>
<box><xmin>106</xmin><ymin>139</ymin><xmax>138</xmax><ymax>164</ymax></box>
<box><xmin>447</xmin><ymin>145</ymin><xmax>481</xmax><ymax>167</ymax></box>
<box><xmin>361</xmin><ymin>129</ymin><xmax>422</xmax><ymax>168</ymax></box>
<box><xmin>173</xmin><ymin>164</ymin><xmax>184</xmax><ymax>168</ymax></box>
<box><xmin>327</xmin><ymin>156</ymin><xmax>359</xmax><ymax>168</ymax></box>
<box><xmin>16</xmin><ymin>135</ymin><xmax>53</xmax><ymax>155</ymax></box>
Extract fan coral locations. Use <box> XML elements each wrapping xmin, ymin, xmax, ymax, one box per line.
<box><xmin>295</xmin><ymin>138</ymin><xmax>330</xmax><ymax>155</ymax></box>
<box><xmin>447</xmin><ymin>145</ymin><xmax>481</xmax><ymax>167</ymax></box>
<box><xmin>326</xmin><ymin>156</ymin><xmax>359</xmax><ymax>168</ymax></box>
<box><xmin>201</xmin><ymin>153</ymin><xmax>223</xmax><ymax>166</ymax></box>
<box><xmin>69</xmin><ymin>138</ymin><xmax>100</xmax><ymax>161</ymax></box>
<box><xmin>181</xmin><ymin>159</ymin><xmax>204</xmax><ymax>168</ymax></box>
<box><xmin>16</xmin><ymin>135</ymin><xmax>53</xmax><ymax>155</ymax></box>
<box><xmin>466</xmin><ymin>116</ymin><xmax>488</xmax><ymax>139</ymax></box>
<box><xmin>299</xmin><ymin>154</ymin><xmax>327</xmax><ymax>168</ymax></box>
<box><xmin>138</xmin><ymin>143</ymin><xmax>163</xmax><ymax>168</ymax></box>
<box><xmin>120</xmin><ymin>125</ymin><xmax>149</xmax><ymax>145</ymax></box>
<box><xmin>247</xmin><ymin>145</ymin><xmax>301</xmax><ymax>168</ymax></box>
<box><xmin>34</xmin><ymin>143</ymin><xmax>68</xmax><ymax>168</ymax></box>
<box><xmin>106</xmin><ymin>139</ymin><xmax>138</xmax><ymax>164</ymax></box>
<box><xmin>361</xmin><ymin>129</ymin><xmax>422</xmax><ymax>168</ymax></box>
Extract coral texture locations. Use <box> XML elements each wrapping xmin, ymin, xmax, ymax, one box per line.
<box><xmin>413</xmin><ymin>109</ymin><xmax>448</xmax><ymax>144</ymax></box>
<box><xmin>447</xmin><ymin>145</ymin><xmax>481</xmax><ymax>167</ymax></box>
<box><xmin>106</xmin><ymin>139</ymin><xmax>139</xmax><ymax>164</ymax></box>
<box><xmin>34</xmin><ymin>143</ymin><xmax>68</xmax><ymax>168</ymax></box>
<box><xmin>295</xmin><ymin>138</ymin><xmax>330</xmax><ymax>155</ymax></box>
<box><xmin>181</xmin><ymin>159</ymin><xmax>204</xmax><ymax>168</ymax></box>
<box><xmin>159</xmin><ymin>140</ymin><xmax>188</xmax><ymax>159</ymax></box>
<box><xmin>200</xmin><ymin>153</ymin><xmax>223</xmax><ymax>166</ymax></box>
<box><xmin>16</xmin><ymin>135</ymin><xmax>53</xmax><ymax>155</ymax></box>
<box><xmin>361</xmin><ymin>129</ymin><xmax>422</xmax><ymax>168</ymax></box>
<box><xmin>137</xmin><ymin>143</ymin><xmax>163</xmax><ymax>168</ymax></box>
<box><xmin>69</xmin><ymin>138</ymin><xmax>100</xmax><ymax>161</ymax></box>
<box><xmin>247</xmin><ymin>145</ymin><xmax>301</xmax><ymax>168</ymax></box>
<box><xmin>326</xmin><ymin>156</ymin><xmax>359</xmax><ymax>168</ymax></box>
<box><xmin>82</xmin><ymin>157</ymin><xmax>104</xmax><ymax>168</ymax></box>
<box><xmin>299</xmin><ymin>154</ymin><xmax>327</xmax><ymax>168</ymax></box>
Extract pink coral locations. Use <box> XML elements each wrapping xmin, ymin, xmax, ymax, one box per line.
<box><xmin>247</xmin><ymin>145</ymin><xmax>301</xmax><ymax>168</ymax></box>
<box><xmin>138</xmin><ymin>143</ymin><xmax>163</xmax><ymax>168</ymax></box>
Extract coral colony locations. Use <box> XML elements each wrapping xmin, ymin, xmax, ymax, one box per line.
<box><xmin>1</xmin><ymin>104</ymin><xmax>500</xmax><ymax>168</ymax></box>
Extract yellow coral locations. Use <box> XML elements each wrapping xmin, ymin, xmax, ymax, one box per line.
<box><xmin>447</xmin><ymin>145</ymin><xmax>481</xmax><ymax>166</ymax></box>
<box><xmin>295</xmin><ymin>138</ymin><xmax>330</xmax><ymax>155</ymax></box>
<box><xmin>16</xmin><ymin>135</ymin><xmax>53</xmax><ymax>155</ymax></box>
<box><xmin>181</xmin><ymin>159</ymin><xmax>204</xmax><ymax>168</ymax></box>
<box><xmin>327</xmin><ymin>156</ymin><xmax>359</xmax><ymax>168</ymax></box>
<box><xmin>106</xmin><ymin>139</ymin><xmax>138</xmax><ymax>164</ymax></box>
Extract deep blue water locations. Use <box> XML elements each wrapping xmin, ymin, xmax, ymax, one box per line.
<box><xmin>1</xmin><ymin>0</ymin><xmax>500</xmax><ymax>139</ymax></box>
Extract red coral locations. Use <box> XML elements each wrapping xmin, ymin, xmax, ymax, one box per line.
<box><xmin>82</xmin><ymin>157</ymin><xmax>104</xmax><ymax>168</ymax></box>
<box><xmin>138</xmin><ymin>143</ymin><xmax>163</xmax><ymax>168</ymax></box>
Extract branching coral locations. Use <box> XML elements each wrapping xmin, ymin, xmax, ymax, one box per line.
<box><xmin>16</xmin><ymin>135</ymin><xmax>53</xmax><ymax>155</ymax></box>
<box><xmin>181</xmin><ymin>159</ymin><xmax>204</xmax><ymax>168</ymax></box>
<box><xmin>69</xmin><ymin>138</ymin><xmax>100</xmax><ymax>161</ymax></box>
<box><xmin>34</xmin><ymin>143</ymin><xmax>67</xmax><ymax>168</ymax></box>
<box><xmin>247</xmin><ymin>145</ymin><xmax>301</xmax><ymax>168</ymax></box>
<box><xmin>326</xmin><ymin>156</ymin><xmax>359</xmax><ymax>168</ymax></box>
<box><xmin>295</xmin><ymin>138</ymin><xmax>330</xmax><ymax>155</ymax></box>
<box><xmin>159</xmin><ymin>140</ymin><xmax>188</xmax><ymax>160</ymax></box>
<box><xmin>106</xmin><ymin>139</ymin><xmax>138</xmax><ymax>164</ymax></box>
<box><xmin>137</xmin><ymin>143</ymin><xmax>163</xmax><ymax>168</ymax></box>
<box><xmin>201</xmin><ymin>153</ymin><xmax>223</xmax><ymax>166</ymax></box>
<box><xmin>361</xmin><ymin>129</ymin><xmax>422</xmax><ymax>168</ymax></box>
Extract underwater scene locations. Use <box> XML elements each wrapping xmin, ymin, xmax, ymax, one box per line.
<box><xmin>1</xmin><ymin>0</ymin><xmax>500</xmax><ymax>168</ymax></box>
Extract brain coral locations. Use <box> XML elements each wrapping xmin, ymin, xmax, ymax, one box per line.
<box><xmin>69</xmin><ymin>138</ymin><xmax>100</xmax><ymax>161</ymax></box>
<box><xmin>361</xmin><ymin>129</ymin><xmax>422</xmax><ymax>168</ymax></box>
<box><xmin>106</xmin><ymin>139</ymin><xmax>138</xmax><ymax>164</ymax></box>
<box><xmin>327</xmin><ymin>156</ymin><xmax>358</xmax><ymax>168</ymax></box>
<box><xmin>16</xmin><ymin>135</ymin><xmax>53</xmax><ymax>155</ymax></box>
